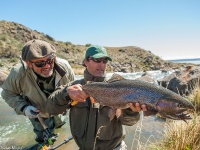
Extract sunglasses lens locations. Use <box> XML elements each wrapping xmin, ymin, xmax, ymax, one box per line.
<box><xmin>90</xmin><ymin>58</ymin><xmax>108</xmax><ymax>64</ymax></box>
<box><xmin>34</xmin><ymin>62</ymin><xmax>46</xmax><ymax>67</ymax></box>
<box><xmin>103</xmin><ymin>59</ymin><xmax>108</xmax><ymax>64</ymax></box>
<box><xmin>32</xmin><ymin>58</ymin><xmax>54</xmax><ymax>67</ymax></box>
<box><xmin>94</xmin><ymin>59</ymin><xmax>101</xmax><ymax>63</ymax></box>
<box><xmin>47</xmin><ymin>59</ymin><xmax>54</xmax><ymax>64</ymax></box>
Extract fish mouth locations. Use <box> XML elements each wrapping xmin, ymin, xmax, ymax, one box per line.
<box><xmin>176</xmin><ymin>111</ymin><xmax>192</xmax><ymax>120</ymax></box>
<box><xmin>166</xmin><ymin>110</ymin><xmax>193</xmax><ymax>121</ymax></box>
<box><xmin>156</xmin><ymin>99</ymin><xmax>195</xmax><ymax>122</ymax></box>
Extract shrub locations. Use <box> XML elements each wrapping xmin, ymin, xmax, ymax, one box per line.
<box><xmin>65</xmin><ymin>42</ymin><xmax>72</xmax><ymax>46</ymax></box>
<box><xmin>46</xmin><ymin>34</ymin><xmax>54</xmax><ymax>41</ymax></box>
<box><xmin>10</xmin><ymin>57</ymin><xmax>18</xmax><ymax>63</ymax></box>
<box><xmin>0</xmin><ymin>62</ymin><xmax>3</xmax><ymax>67</ymax></box>
<box><xmin>85</xmin><ymin>43</ymin><xmax>91</xmax><ymax>47</ymax></box>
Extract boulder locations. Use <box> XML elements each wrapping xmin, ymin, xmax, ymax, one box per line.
<box><xmin>158</xmin><ymin>66</ymin><xmax>200</xmax><ymax>96</ymax></box>
<box><xmin>0</xmin><ymin>72</ymin><xmax>8</xmax><ymax>86</ymax></box>
<box><xmin>137</xmin><ymin>72</ymin><xmax>158</xmax><ymax>84</ymax></box>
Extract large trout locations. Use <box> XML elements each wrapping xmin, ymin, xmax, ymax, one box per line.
<box><xmin>82</xmin><ymin>74</ymin><xmax>194</xmax><ymax>121</ymax></box>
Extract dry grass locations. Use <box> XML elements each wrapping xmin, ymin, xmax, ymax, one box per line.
<box><xmin>188</xmin><ymin>81</ymin><xmax>200</xmax><ymax>112</ymax></box>
<box><xmin>153</xmin><ymin>84</ymin><xmax>200</xmax><ymax>150</ymax></box>
<box><xmin>159</xmin><ymin>115</ymin><xmax>200</xmax><ymax>150</ymax></box>
<box><xmin>73</xmin><ymin>68</ymin><xmax>85</xmax><ymax>75</ymax></box>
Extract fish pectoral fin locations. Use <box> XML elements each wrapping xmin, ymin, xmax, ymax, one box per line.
<box><xmin>90</xmin><ymin>97</ymin><xmax>97</xmax><ymax>103</ymax></box>
<box><xmin>116</xmin><ymin>109</ymin><xmax>122</xmax><ymax>119</ymax></box>
<box><xmin>71</xmin><ymin>100</ymin><xmax>79</xmax><ymax>106</ymax></box>
<box><xmin>108</xmin><ymin>108</ymin><xmax>117</xmax><ymax>121</ymax></box>
<box><xmin>143</xmin><ymin>109</ymin><xmax>158</xmax><ymax>116</ymax></box>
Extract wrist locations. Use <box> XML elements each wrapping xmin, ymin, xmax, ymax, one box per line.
<box><xmin>21</xmin><ymin>105</ymin><xmax>29</xmax><ymax>112</ymax></box>
<box><xmin>64</xmin><ymin>86</ymin><xmax>71</xmax><ymax>101</ymax></box>
<box><xmin>65</xmin><ymin>95</ymin><xmax>71</xmax><ymax>101</ymax></box>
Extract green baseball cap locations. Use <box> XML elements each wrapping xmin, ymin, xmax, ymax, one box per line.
<box><xmin>85</xmin><ymin>45</ymin><xmax>112</xmax><ymax>61</ymax></box>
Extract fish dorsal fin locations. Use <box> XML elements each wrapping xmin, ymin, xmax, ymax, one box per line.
<box><xmin>107</xmin><ymin>73</ymin><xmax>125</xmax><ymax>83</ymax></box>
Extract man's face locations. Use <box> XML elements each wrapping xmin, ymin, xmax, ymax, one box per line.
<box><xmin>84</xmin><ymin>57</ymin><xmax>108</xmax><ymax>77</ymax></box>
<box><xmin>26</xmin><ymin>54</ymin><xmax>55</xmax><ymax>77</ymax></box>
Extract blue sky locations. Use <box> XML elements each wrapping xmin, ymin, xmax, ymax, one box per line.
<box><xmin>1</xmin><ymin>0</ymin><xmax>200</xmax><ymax>60</ymax></box>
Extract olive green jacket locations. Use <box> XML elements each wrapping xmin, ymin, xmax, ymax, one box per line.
<box><xmin>46</xmin><ymin>70</ymin><xmax>140</xmax><ymax>150</ymax></box>
<box><xmin>1</xmin><ymin>58</ymin><xmax>75</xmax><ymax>118</ymax></box>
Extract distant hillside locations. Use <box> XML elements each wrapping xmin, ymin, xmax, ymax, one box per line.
<box><xmin>0</xmin><ymin>20</ymin><xmax>185</xmax><ymax>74</ymax></box>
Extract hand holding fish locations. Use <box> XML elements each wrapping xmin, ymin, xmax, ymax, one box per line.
<box><xmin>68</xmin><ymin>84</ymin><xmax>88</xmax><ymax>102</ymax></box>
<box><xmin>129</xmin><ymin>103</ymin><xmax>147</xmax><ymax>112</ymax></box>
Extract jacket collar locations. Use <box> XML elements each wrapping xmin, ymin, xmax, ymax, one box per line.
<box><xmin>54</xmin><ymin>62</ymin><xmax>66</xmax><ymax>77</ymax></box>
<box><xmin>84</xmin><ymin>69</ymin><xmax>105</xmax><ymax>82</ymax></box>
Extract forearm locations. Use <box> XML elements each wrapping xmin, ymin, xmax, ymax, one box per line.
<box><xmin>119</xmin><ymin>108</ymin><xmax>140</xmax><ymax>126</ymax></box>
<box><xmin>46</xmin><ymin>85</ymin><xmax>72</xmax><ymax>115</ymax></box>
<box><xmin>1</xmin><ymin>89</ymin><xmax>28</xmax><ymax>115</ymax></box>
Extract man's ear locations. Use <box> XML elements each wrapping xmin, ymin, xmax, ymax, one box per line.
<box><xmin>26</xmin><ymin>61</ymin><xmax>32</xmax><ymax>68</ymax></box>
<box><xmin>84</xmin><ymin>59</ymin><xmax>88</xmax><ymax>67</ymax></box>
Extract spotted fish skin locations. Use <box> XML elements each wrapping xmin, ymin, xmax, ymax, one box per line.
<box><xmin>83</xmin><ymin>74</ymin><xmax>194</xmax><ymax>121</ymax></box>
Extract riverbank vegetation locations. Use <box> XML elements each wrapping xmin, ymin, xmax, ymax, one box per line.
<box><xmin>152</xmin><ymin>83</ymin><xmax>200</xmax><ymax>150</ymax></box>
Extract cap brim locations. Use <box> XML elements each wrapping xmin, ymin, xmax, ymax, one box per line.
<box><xmin>92</xmin><ymin>53</ymin><xmax>112</xmax><ymax>61</ymax></box>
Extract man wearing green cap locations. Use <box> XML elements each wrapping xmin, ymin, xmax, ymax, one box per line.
<box><xmin>46</xmin><ymin>45</ymin><xmax>147</xmax><ymax>150</ymax></box>
<box><xmin>1</xmin><ymin>39</ymin><xmax>75</xmax><ymax>145</ymax></box>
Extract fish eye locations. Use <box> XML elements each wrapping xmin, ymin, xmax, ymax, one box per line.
<box><xmin>177</xmin><ymin>103</ymin><xmax>184</xmax><ymax>108</ymax></box>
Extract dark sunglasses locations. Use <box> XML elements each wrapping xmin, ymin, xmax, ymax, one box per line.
<box><xmin>30</xmin><ymin>57</ymin><xmax>55</xmax><ymax>68</ymax></box>
<box><xmin>89</xmin><ymin>57</ymin><xmax>108</xmax><ymax>64</ymax></box>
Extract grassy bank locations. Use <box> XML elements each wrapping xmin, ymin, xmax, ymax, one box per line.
<box><xmin>152</xmin><ymin>83</ymin><xmax>200</xmax><ymax>150</ymax></box>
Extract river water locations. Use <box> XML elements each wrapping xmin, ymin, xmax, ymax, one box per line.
<box><xmin>0</xmin><ymin>71</ymin><xmax>174</xmax><ymax>150</ymax></box>
<box><xmin>168</xmin><ymin>59</ymin><xmax>200</xmax><ymax>65</ymax></box>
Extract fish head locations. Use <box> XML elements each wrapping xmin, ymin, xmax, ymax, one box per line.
<box><xmin>156</xmin><ymin>97</ymin><xmax>195</xmax><ymax>121</ymax></box>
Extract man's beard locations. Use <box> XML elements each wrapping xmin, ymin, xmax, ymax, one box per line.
<box><xmin>40</xmin><ymin>69</ymin><xmax>53</xmax><ymax>77</ymax></box>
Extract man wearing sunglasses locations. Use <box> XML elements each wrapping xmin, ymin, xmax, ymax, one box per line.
<box><xmin>46</xmin><ymin>45</ymin><xmax>147</xmax><ymax>150</ymax></box>
<box><xmin>1</xmin><ymin>39</ymin><xmax>75</xmax><ymax>145</ymax></box>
